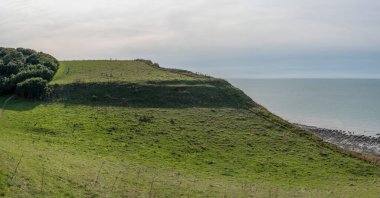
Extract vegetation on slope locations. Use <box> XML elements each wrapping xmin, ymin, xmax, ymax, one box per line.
<box><xmin>51</xmin><ymin>61</ymin><xmax>255</xmax><ymax>108</ymax></box>
<box><xmin>0</xmin><ymin>47</ymin><xmax>58</xmax><ymax>98</ymax></box>
<box><xmin>0</xmin><ymin>60</ymin><xmax>379</xmax><ymax>197</ymax></box>
<box><xmin>0</xmin><ymin>172</ymin><xmax>5</xmax><ymax>196</ymax></box>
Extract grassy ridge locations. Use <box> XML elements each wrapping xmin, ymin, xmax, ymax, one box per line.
<box><xmin>51</xmin><ymin>61</ymin><xmax>256</xmax><ymax>108</ymax></box>
<box><xmin>53</xmin><ymin>60</ymin><xmax>201</xmax><ymax>84</ymax></box>
<box><xmin>0</xmin><ymin>60</ymin><xmax>379</xmax><ymax>197</ymax></box>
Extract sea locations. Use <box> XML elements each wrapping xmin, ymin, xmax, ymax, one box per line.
<box><xmin>229</xmin><ymin>79</ymin><xmax>380</xmax><ymax>137</ymax></box>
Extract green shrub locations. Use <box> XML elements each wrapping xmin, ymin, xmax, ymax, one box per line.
<box><xmin>134</xmin><ymin>59</ymin><xmax>160</xmax><ymax>67</ymax></box>
<box><xmin>12</xmin><ymin>66</ymin><xmax>55</xmax><ymax>83</ymax></box>
<box><xmin>2</xmin><ymin>50</ymin><xmax>24</xmax><ymax>65</ymax></box>
<box><xmin>16</xmin><ymin>47</ymin><xmax>36</xmax><ymax>56</ymax></box>
<box><xmin>15</xmin><ymin>77</ymin><xmax>51</xmax><ymax>99</ymax></box>
<box><xmin>0</xmin><ymin>77</ymin><xmax>12</xmax><ymax>92</ymax></box>
<box><xmin>0</xmin><ymin>60</ymin><xmax>24</xmax><ymax>76</ymax></box>
<box><xmin>0</xmin><ymin>47</ymin><xmax>58</xmax><ymax>98</ymax></box>
<box><xmin>91</xmin><ymin>95</ymin><xmax>98</xmax><ymax>101</ymax></box>
<box><xmin>0</xmin><ymin>48</ymin><xmax>14</xmax><ymax>59</ymax></box>
<box><xmin>26</xmin><ymin>52</ymin><xmax>59</xmax><ymax>72</ymax></box>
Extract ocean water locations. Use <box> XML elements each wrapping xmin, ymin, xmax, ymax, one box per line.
<box><xmin>229</xmin><ymin>79</ymin><xmax>380</xmax><ymax>137</ymax></box>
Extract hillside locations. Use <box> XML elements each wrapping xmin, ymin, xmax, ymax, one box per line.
<box><xmin>0</xmin><ymin>60</ymin><xmax>379</xmax><ymax>197</ymax></box>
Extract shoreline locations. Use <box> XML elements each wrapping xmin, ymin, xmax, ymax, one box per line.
<box><xmin>295</xmin><ymin>123</ymin><xmax>380</xmax><ymax>156</ymax></box>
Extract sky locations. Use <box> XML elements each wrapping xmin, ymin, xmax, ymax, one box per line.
<box><xmin>1</xmin><ymin>0</ymin><xmax>380</xmax><ymax>78</ymax></box>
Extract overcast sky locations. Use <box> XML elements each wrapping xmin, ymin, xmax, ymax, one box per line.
<box><xmin>1</xmin><ymin>0</ymin><xmax>380</xmax><ymax>78</ymax></box>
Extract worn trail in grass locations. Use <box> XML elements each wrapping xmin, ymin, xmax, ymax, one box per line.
<box><xmin>0</xmin><ymin>60</ymin><xmax>379</xmax><ymax>197</ymax></box>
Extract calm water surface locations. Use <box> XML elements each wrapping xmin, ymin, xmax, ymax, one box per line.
<box><xmin>229</xmin><ymin>79</ymin><xmax>380</xmax><ymax>137</ymax></box>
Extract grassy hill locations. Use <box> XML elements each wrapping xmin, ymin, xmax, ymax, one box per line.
<box><xmin>0</xmin><ymin>60</ymin><xmax>379</xmax><ymax>197</ymax></box>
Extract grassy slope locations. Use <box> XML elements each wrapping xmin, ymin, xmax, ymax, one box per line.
<box><xmin>0</xmin><ymin>60</ymin><xmax>379</xmax><ymax>197</ymax></box>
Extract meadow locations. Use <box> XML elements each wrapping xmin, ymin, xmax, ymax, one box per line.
<box><xmin>0</xmin><ymin>60</ymin><xmax>379</xmax><ymax>197</ymax></box>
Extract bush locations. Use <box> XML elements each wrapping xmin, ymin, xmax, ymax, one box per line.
<box><xmin>134</xmin><ymin>59</ymin><xmax>160</xmax><ymax>68</ymax></box>
<box><xmin>0</xmin><ymin>48</ymin><xmax>14</xmax><ymax>59</ymax></box>
<box><xmin>12</xmin><ymin>67</ymin><xmax>55</xmax><ymax>83</ymax></box>
<box><xmin>16</xmin><ymin>48</ymin><xmax>36</xmax><ymax>56</ymax></box>
<box><xmin>0</xmin><ymin>61</ymin><xmax>24</xmax><ymax>76</ymax></box>
<box><xmin>26</xmin><ymin>52</ymin><xmax>59</xmax><ymax>72</ymax></box>
<box><xmin>0</xmin><ymin>77</ymin><xmax>12</xmax><ymax>92</ymax></box>
<box><xmin>15</xmin><ymin>77</ymin><xmax>51</xmax><ymax>99</ymax></box>
<box><xmin>0</xmin><ymin>47</ymin><xmax>58</xmax><ymax>98</ymax></box>
<box><xmin>2</xmin><ymin>50</ymin><xmax>24</xmax><ymax>65</ymax></box>
<box><xmin>91</xmin><ymin>95</ymin><xmax>98</xmax><ymax>101</ymax></box>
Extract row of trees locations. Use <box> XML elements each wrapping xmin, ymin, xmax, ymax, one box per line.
<box><xmin>0</xmin><ymin>47</ymin><xmax>59</xmax><ymax>99</ymax></box>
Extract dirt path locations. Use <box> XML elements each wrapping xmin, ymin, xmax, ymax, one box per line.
<box><xmin>0</xmin><ymin>95</ymin><xmax>15</xmax><ymax>118</ymax></box>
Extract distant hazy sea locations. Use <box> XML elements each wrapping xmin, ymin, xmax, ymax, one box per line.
<box><xmin>229</xmin><ymin>79</ymin><xmax>380</xmax><ymax>137</ymax></box>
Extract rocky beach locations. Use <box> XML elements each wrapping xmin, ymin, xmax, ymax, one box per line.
<box><xmin>296</xmin><ymin>124</ymin><xmax>380</xmax><ymax>156</ymax></box>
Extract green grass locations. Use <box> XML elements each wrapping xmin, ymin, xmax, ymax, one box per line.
<box><xmin>0</xmin><ymin>60</ymin><xmax>379</xmax><ymax>197</ymax></box>
<box><xmin>0</xmin><ymin>171</ymin><xmax>5</xmax><ymax>196</ymax></box>
<box><xmin>52</xmin><ymin>60</ymin><xmax>201</xmax><ymax>84</ymax></box>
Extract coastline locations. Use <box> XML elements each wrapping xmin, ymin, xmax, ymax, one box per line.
<box><xmin>295</xmin><ymin>123</ymin><xmax>380</xmax><ymax>156</ymax></box>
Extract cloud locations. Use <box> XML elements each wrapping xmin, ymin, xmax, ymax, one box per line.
<box><xmin>0</xmin><ymin>0</ymin><xmax>379</xmax><ymax>78</ymax></box>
